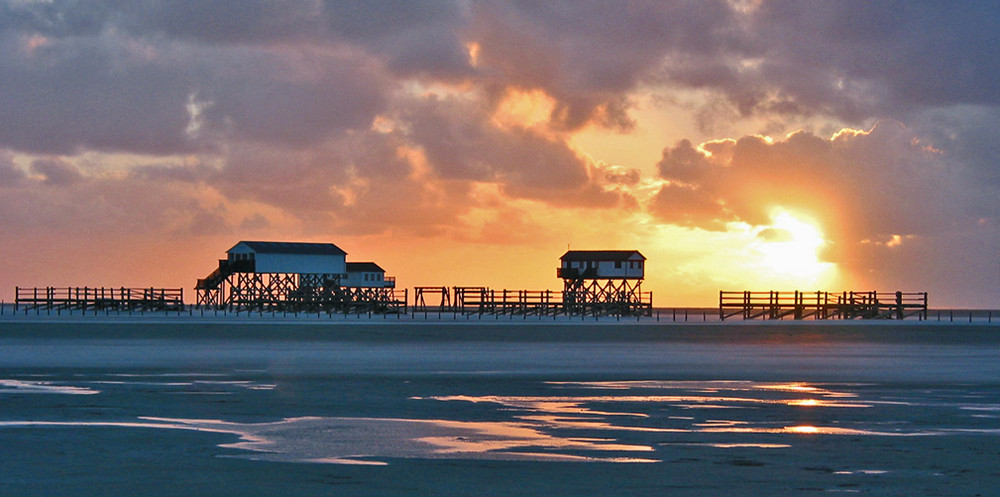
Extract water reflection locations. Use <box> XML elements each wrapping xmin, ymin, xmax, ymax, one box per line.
<box><xmin>0</xmin><ymin>379</ymin><xmax>100</xmax><ymax>395</ymax></box>
<box><xmin>0</xmin><ymin>416</ymin><xmax>660</xmax><ymax>464</ymax></box>
<box><xmin>4</xmin><ymin>375</ymin><xmax>994</xmax><ymax>466</ymax></box>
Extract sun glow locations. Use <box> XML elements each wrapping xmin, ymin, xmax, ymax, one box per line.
<box><xmin>752</xmin><ymin>209</ymin><xmax>837</xmax><ymax>287</ymax></box>
<box><xmin>492</xmin><ymin>88</ymin><xmax>557</xmax><ymax>130</ymax></box>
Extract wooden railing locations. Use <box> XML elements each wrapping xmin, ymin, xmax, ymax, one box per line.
<box><xmin>720</xmin><ymin>290</ymin><xmax>928</xmax><ymax>320</ymax></box>
<box><xmin>15</xmin><ymin>286</ymin><xmax>185</xmax><ymax>311</ymax></box>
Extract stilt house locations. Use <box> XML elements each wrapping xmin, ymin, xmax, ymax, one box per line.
<box><xmin>557</xmin><ymin>250</ymin><xmax>645</xmax><ymax>280</ymax></box>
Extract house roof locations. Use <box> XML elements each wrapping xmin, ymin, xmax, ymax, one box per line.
<box><xmin>346</xmin><ymin>262</ymin><xmax>385</xmax><ymax>273</ymax></box>
<box><xmin>229</xmin><ymin>241</ymin><xmax>347</xmax><ymax>256</ymax></box>
<box><xmin>560</xmin><ymin>250</ymin><xmax>645</xmax><ymax>262</ymax></box>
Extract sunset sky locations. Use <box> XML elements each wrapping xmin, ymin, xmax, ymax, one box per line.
<box><xmin>1</xmin><ymin>1</ymin><xmax>998</xmax><ymax>307</ymax></box>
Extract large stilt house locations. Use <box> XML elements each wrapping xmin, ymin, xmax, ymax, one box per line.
<box><xmin>195</xmin><ymin>241</ymin><xmax>401</xmax><ymax>312</ymax></box>
<box><xmin>225</xmin><ymin>241</ymin><xmax>347</xmax><ymax>275</ymax></box>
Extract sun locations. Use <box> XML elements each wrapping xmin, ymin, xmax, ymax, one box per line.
<box><xmin>752</xmin><ymin>209</ymin><xmax>837</xmax><ymax>287</ymax></box>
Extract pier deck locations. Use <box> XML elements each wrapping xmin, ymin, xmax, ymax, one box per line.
<box><xmin>15</xmin><ymin>287</ymin><xmax>185</xmax><ymax>312</ymax></box>
<box><xmin>719</xmin><ymin>291</ymin><xmax>928</xmax><ymax>321</ymax></box>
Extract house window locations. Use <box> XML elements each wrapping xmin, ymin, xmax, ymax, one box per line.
<box><xmin>615</xmin><ymin>261</ymin><xmax>622</xmax><ymax>269</ymax></box>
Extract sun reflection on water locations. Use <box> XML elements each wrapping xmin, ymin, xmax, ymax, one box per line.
<box><xmin>787</xmin><ymin>425</ymin><xmax>820</xmax><ymax>434</ymax></box>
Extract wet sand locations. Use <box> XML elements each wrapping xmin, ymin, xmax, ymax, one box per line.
<box><xmin>2</xmin><ymin>320</ymin><xmax>1000</xmax><ymax>495</ymax></box>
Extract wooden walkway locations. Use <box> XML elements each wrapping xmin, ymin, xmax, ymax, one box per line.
<box><xmin>15</xmin><ymin>286</ymin><xmax>185</xmax><ymax>312</ymax></box>
<box><xmin>413</xmin><ymin>286</ymin><xmax>653</xmax><ymax>317</ymax></box>
<box><xmin>719</xmin><ymin>291</ymin><xmax>928</xmax><ymax>320</ymax></box>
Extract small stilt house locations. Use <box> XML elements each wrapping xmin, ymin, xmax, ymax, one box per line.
<box><xmin>557</xmin><ymin>250</ymin><xmax>645</xmax><ymax>280</ymax></box>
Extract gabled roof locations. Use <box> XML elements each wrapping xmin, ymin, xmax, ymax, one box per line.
<box><xmin>560</xmin><ymin>250</ymin><xmax>645</xmax><ymax>262</ymax></box>
<box><xmin>229</xmin><ymin>241</ymin><xmax>347</xmax><ymax>256</ymax></box>
<box><xmin>346</xmin><ymin>262</ymin><xmax>385</xmax><ymax>273</ymax></box>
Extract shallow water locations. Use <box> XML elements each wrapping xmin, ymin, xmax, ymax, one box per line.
<box><xmin>2</xmin><ymin>326</ymin><xmax>1000</xmax><ymax>496</ymax></box>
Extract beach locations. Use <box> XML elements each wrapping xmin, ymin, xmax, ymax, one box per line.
<box><xmin>2</xmin><ymin>318</ymin><xmax>1000</xmax><ymax>495</ymax></box>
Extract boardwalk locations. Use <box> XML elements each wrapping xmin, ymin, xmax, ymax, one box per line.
<box><xmin>719</xmin><ymin>291</ymin><xmax>928</xmax><ymax>320</ymax></box>
<box><xmin>15</xmin><ymin>287</ymin><xmax>185</xmax><ymax>312</ymax></box>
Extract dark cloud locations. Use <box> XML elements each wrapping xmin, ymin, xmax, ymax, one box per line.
<box><xmin>5</xmin><ymin>1</ymin><xmax>997</xmax><ymax>158</ymax></box>
<box><xmin>323</xmin><ymin>0</ymin><xmax>473</xmax><ymax>79</ymax></box>
<box><xmin>0</xmin><ymin>1</ymin><xmax>390</xmax><ymax>155</ymax></box>
<box><xmin>31</xmin><ymin>158</ymin><xmax>84</xmax><ymax>186</ymax></box>
<box><xmin>401</xmin><ymin>95</ymin><xmax>591</xmax><ymax>196</ymax></box>
<box><xmin>664</xmin><ymin>1</ymin><xmax>1000</xmax><ymax>121</ymax></box>
<box><xmin>0</xmin><ymin>29</ymin><xmax>193</xmax><ymax>154</ymax></box>
<box><xmin>122</xmin><ymin>0</ymin><xmax>322</xmax><ymax>45</ymax></box>
<box><xmin>0</xmin><ymin>0</ymin><xmax>113</xmax><ymax>38</ymax></box>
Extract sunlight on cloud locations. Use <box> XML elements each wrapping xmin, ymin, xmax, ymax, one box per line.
<box><xmin>640</xmin><ymin>208</ymin><xmax>839</xmax><ymax>299</ymax></box>
<box><xmin>492</xmin><ymin>87</ymin><xmax>557</xmax><ymax>131</ymax></box>
<box><xmin>466</xmin><ymin>41</ymin><xmax>481</xmax><ymax>67</ymax></box>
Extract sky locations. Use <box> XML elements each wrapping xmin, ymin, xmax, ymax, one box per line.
<box><xmin>1</xmin><ymin>0</ymin><xmax>998</xmax><ymax>308</ymax></box>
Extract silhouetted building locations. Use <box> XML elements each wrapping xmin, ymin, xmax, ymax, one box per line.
<box><xmin>557</xmin><ymin>250</ymin><xmax>645</xmax><ymax>280</ymax></box>
<box><xmin>195</xmin><ymin>240</ymin><xmax>402</xmax><ymax>312</ymax></box>
<box><xmin>557</xmin><ymin>250</ymin><xmax>650</xmax><ymax>316</ymax></box>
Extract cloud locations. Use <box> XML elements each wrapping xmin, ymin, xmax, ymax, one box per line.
<box><xmin>5</xmin><ymin>1</ymin><xmax>997</xmax><ymax>159</ymax></box>
<box><xmin>120</xmin><ymin>0</ymin><xmax>324</xmax><ymax>45</ymax></box>
<box><xmin>468</xmin><ymin>1</ymin><xmax>737</xmax><ymax>130</ymax></box>
<box><xmin>649</xmin><ymin>121</ymin><xmax>998</xmax><ymax>293</ymax></box>
<box><xmin>30</xmin><ymin>157</ymin><xmax>84</xmax><ymax>186</ymax></box>
<box><xmin>658</xmin><ymin>2</ymin><xmax>1000</xmax><ymax>123</ymax></box>
<box><xmin>399</xmin><ymin>94</ymin><xmax>596</xmax><ymax>199</ymax></box>
<box><xmin>322</xmin><ymin>0</ymin><xmax>474</xmax><ymax>79</ymax></box>
<box><xmin>0</xmin><ymin>2</ymin><xmax>390</xmax><ymax>155</ymax></box>
<box><xmin>0</xmin><ymin>151</ymin><xmax>26</xmax><ymax>184</ymax></box>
